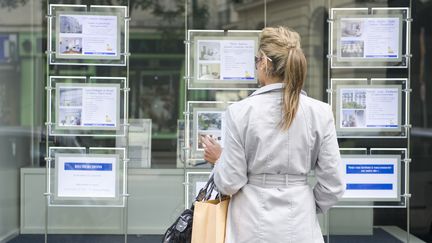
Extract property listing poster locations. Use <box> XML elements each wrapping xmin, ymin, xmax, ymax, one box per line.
<box><xmin>56</xmin><ymin>154</ymin><xmax>117</xmax><ymax>198</ymax></box>
<box><xmin>195</xmin><ymin>110</ymin><xmax>226</xmax><ymax>151</ymax></box>
<box><xmin>338</xmin><ymin>86</ymin><xmax>399</xmax><ymax>129</ymax></box>
<box><xmin>57</xmin><ymin>84</ymin><xmax>119</xmax><ymax>129</ymax></box>
<box><xmin>338</xmin><ymin>17</ymin><xmax>401</xmax><ymax>60</ymax></box>
<box><xmin>57</xmin><ymin>13</ymin><xmax>119</xmax><ymax>59</ymax></box>
<box><xmin>340</xmin><ymin>155</ymin><xmax>399</xmax><ymax>200</ymax></box>
<box><xmin>196</xmin><ymin>39</ymin><xmax>255</xmax><ymax>81</ymax></box>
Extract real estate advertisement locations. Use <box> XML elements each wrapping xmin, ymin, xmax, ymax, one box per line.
<box><xmin>56</xmin><ymin>12</ymin><xmax>120</xmax><ymax>59</ymax></box>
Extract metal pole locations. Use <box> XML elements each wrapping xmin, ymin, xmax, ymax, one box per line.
<box><xmin>123</xmin><ymin>2</ymin><xmax>131</xmax><ymax>242</ymax></box>
<box><xmin>326</xmin><ymin>1</ymin><xmax>332</xmax><ymax>242</ymax></box>
<box><xmin>183</xmin><ymin>0</ymin><xmax>189</xmax><ymax>209</ymax></box>
<box><xmin>406</xmin><ymin>1</ymin><xmax>412</xmax><ymax>242</ymax></box>
<box><xmin>45</xmin><ymin>2</ymin><xmax>51</xmax><ymax>242</ymax></box>
<box><xmin>264</xmin><ymin>0</ymin><xmax>267</xmax><ymax>28</ymax></box>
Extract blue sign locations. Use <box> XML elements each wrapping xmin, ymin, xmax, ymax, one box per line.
<box><xmin>346</xmin><ymin>164</ymin><xmax>394</xmax><ymax>174</ymax></box>
<box><xmin>64</xmin><ymin>162</ymin><xmax>112</xmax><ymax>171</ymax></box>
<box><xmin>346</xmin><ymin>183</ymin><xmax>393</xmax><ymax>190</ymax></box>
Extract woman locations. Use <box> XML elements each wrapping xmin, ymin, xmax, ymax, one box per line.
<box><xmin>202</xmin><ymin>26</ymin><xmax>345</xmax><ymax>243</ymax></box>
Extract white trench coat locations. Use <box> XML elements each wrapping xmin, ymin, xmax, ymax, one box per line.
<box><xmin>213</xmin><ymin>83</ymin><xmax>345</xmax><ymax>243</ymax></box>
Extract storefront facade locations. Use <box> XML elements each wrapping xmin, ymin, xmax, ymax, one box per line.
<box><xmin>0</xmin><ymin>0</ymin><xmax>431</xmax><ymax>242</ymax></box>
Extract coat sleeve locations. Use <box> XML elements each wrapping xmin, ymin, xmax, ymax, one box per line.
<box><xmin>313</xmin><ymin>105</ymin><xmax>345</xmax><ymax>214</ymax></box>
<box><xmin>213</xmin><ymin>107</ymin><xmax>248</xmax><ymax>196</ymax></box>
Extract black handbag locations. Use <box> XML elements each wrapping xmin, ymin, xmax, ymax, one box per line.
<box><xmin>162</xmin><ymin>175</ymin><xmax>216</xmax><ymax>243</ymax></box>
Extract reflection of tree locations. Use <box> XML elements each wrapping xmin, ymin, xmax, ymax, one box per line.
<box><xmin>198</xmin><ymin>113</ymin><xmax>221</xmax><ymax>130</ymax></box>
<box><xmin>343</xmin><ymin>102</ymin><xmax>365</xmax><ymax>109</ymax></box>
<box><xmin>0</xmin><ymin>0</ymin><xmax>29</xmax><ymax>10</ymax></box>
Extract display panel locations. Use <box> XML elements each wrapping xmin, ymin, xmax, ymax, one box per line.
<box><xmin>56</xmin><ymin>153</ymin><xmax>119</xmax><ymax>198</ymax></box>
<box><xmin>116</xmin><ymin>119</ymin><xmax>152</xmax><ymax>168</ymax></box>
<box><xmin>335</xmin><ymin>148</ymin><xmax>408</xmax><ymax>208</ymax></box>
<box><xmin>330</xmin><ymin>8</ymin><xmax>409</xmax><ymax>68</ymax></box>
<box><xmin>188</xmin><ymin>30</ymin><xmax>260</xmax><ymax>90</ymax></box>
<box><xmin>48</xmin><ymin>147</ymin><xmax>126</xmax><ymax>207</ymax></box>
<box><xmin>194</xmin><ymin>110</ymin><xmax>226</xmax><ymax>151</ymax></box>
<box><xmin>176</xmin><ymin>119</ymin><xmax>186</xmax><ymax>168</ymax></box>
<box><xmin>56</xmin><ymin>12</ymin><xmax>120</xmax><ymax>60</ymax></box>
<box><xmin>337</xmin><ymin>16</ymin><xmax>402</xmax><ymax>62</ymax></box>
<box><xmin>185</xmin><ymin>171</ymin><xmax>213</xmax><ymax>208</ymax></box>
<box><xmin>339</xmin><ymin>154</ymin><xmax>400</xmax><ymax>201</ymax></box>
<box><xmin>56</xmin><ymin>83</ymin><xmax>120</xmax><ymax>130</ymax></box>
<box><xmin>196</xmin><ymin>39</ymin><xmax>255</xmax><ymax>81</ymax></box>
<box><xmin>330</xmin><ymin>78</ymin><xmax>407</xmax><ymax>138</ymax></box>
<box><xmin>49</xmin><ymin>4</ymin><xmax>128</xmax><ymax>66</ymax></box>
<box><xmin>187</xmin><ymin>101</ymin><xmax>231</xmax><ymax>166</ymax></box>
<box><xmin>48</xmin><ymin>76</ymin><xmax>127</xmax><ymax>137</ymax></box>
<box><xmin>336</xmin><ymin>85</ymin><xmax>401</xmax><ymax>131</ymax></box>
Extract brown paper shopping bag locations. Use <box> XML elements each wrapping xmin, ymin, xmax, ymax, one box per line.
<box><xmin>191</xmin><ymin>197</ymin><xmax>230</xmax><ymax>243</ymax></box>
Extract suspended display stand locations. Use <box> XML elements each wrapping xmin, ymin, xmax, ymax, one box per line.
<box><xmin>326</xmin><ymin>2</ymin><xmax>412</xmax><ymax>242</ymax></box>
<box><xmin>44</xmin><ymin>2</ymin><xmax>131</xmax><ymax>243</ymax></box>
<box><xmin>181</xmin><ymin>0</ymin><xmax>263</xmax><ymax>207</ymax></box>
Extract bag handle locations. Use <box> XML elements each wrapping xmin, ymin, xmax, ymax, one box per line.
<box><xmin>195</xmin><ymin>174</ymin><xmax>216</xmax><ymax>202</ymax></box>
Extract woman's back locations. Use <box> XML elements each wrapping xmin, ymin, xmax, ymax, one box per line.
<box><xmin>213</xmin><ymin>84</ymin><xmax>344</xmax><ymax>243</ymax></box>
<box><xmin>231</xmin><ymin>85</ymin><xmax>329</xmax><ymax>176</ymax></box>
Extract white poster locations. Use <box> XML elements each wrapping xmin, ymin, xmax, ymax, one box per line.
<box><xmin>338</xmin><ymin>17</ymin><xmax>401</xmax><ymax>60</ymax></box>
<box><xmin>57</xmin><ymin>84</ymin><xmax>119</xmax><ymax>129</ymax></box>
<box><xmin>197</xmin><ymin>40</ymin><xmax>255</xmax><ymax>81</ymax></box>
<box><xmin>340</xmin><ymin>155</ymin><xmax>399</xmax><ymax>200</ymax></box>
<box><xmin>196</xmin><ymin>110</ymin><xmax>226</xmax><ymax>150</ymax></box>
<box><xmin>56</xmin><ymin>154</ymin><xmax>117</xmax><ymax>198</ymax></box>
<box><xmin>57</xmin><ymin>13</ymin><xmax>119</xmax><ymax>59</ymax></box>
<box><xmin>339</xmin><ymin>87</ymin><xmax>399</xmax><ymax>129</ymax></box>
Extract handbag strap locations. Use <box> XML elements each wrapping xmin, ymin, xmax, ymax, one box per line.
<box><xmin>195</xmin><ymin>174</ymin><xmax>219</xmax><ymax>202</ymax></box>
<box><xmin>194</xmin><ymin>174</ymin><xmax>228</xmax><ymax>202</ymax></box>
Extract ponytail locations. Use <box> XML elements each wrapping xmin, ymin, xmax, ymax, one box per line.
<box><xmin>281</xmin><ymin>48</ymin><xmax>307</xmax><ymax>130</ymax></box>
<box><xmin>258</xmin><ymin>26</ymin><xmax>307</xmax><ymax>130</ymax></box>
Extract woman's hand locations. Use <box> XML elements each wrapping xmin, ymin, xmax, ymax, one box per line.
<box><xmin>202</xmin><ymin>135</ymin><xmax>222</xmax><ymax>165</ymax></box>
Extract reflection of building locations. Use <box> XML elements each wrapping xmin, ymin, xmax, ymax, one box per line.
<box><xmin>59</xmin><ymin>16</ymin><xmax>82</xmax><ymax>33</ymax></box>
<box><xmin>60</xmin><ymin>88</ymin><xmax>82</xmax><ymax>106</ymax></box>
<box><xmin>342</xmin><ymin>90</ymin><xmax>366</xmax><ymax>108</ymax></box>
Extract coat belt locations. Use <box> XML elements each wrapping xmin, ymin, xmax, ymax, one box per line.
<box><xmin>247</xmin><ymin>174</ymin><xmax>308</xmax><ymax>188</ymax></box>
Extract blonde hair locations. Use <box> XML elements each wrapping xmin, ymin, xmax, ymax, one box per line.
<box><xmin>258</xmin><ymin>26</ymin><xmax>307</xmax><ymax>130</ymax></box>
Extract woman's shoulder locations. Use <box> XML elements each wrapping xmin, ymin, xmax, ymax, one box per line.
<box><xmin>300</xmin><ymin>95</ymin><xmax>330</xmax><ymax>110</ymax></box>
<box><xmin>299</xmin><ymin>95</ymin><xmax>333</xmax><ymax>121</ymax></box>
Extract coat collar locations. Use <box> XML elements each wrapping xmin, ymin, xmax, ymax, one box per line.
<box><xmin>250</xmin><ymin>83</ymin><xmax>307</xmax><ymax>97</ymax></box>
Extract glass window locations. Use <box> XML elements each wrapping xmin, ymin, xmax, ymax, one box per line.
<box><xmin>1</xmin><ymin>0</ymin><xmax>431</xmax><ymax>242</ymax></box>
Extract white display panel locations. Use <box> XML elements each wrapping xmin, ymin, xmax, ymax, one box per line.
<box><xmin>188</xmin><ymin>30</ymin><xmax>260</xmax><ymax>90</ymax></box>
<box><xmin>48</xmin><ymin>76</ymin><xmax>127</xmax><ymax>137</ymax></box>
<box><xmin>56</xmin><ymin>12</ymin><xmax>120</xmax><ymax>60</ymax></box>
<box><xmin>196</xmin><ymin>39</ymin><xmax>255</xmax><ymax>81</ymax></box>
<box><xmin>187</xmin><ymin>101</ymin><xmax>231</xmax><ymax>166</ymax></box>
<box><xmin>49</xmin><ymin>4</ymin><xmax>128</xmax><ymax>66</ymax></box>
<box><xmin>335</xmin><ymin>148</ymin><xmax>408</xmax><ymax>208</ymax></box>
<box><xmin>48</xmin><ymin>147</ymin><xmax>126</xmax><ymax>207</ymax></box>
<box><xmin>185</xmin><ymin>171</ymin><xmax>213</xmax><ymax>208</ymax></box>
<box><xmin>56</xmin><ymin>83</ymin><xmax>120</xmax><ymax>130</ymax></box>
<box><xmin>194</xmin><ymin>110</ymin><xmax>226</xmax><ymax>151</ymax></box>
<box><xmin>56</xmin><ymin>154</ymin><xmax>118</xmax><ymax>198</ymax></box>
<box><xmin>330</xmin><ymin>8</ymin><xmax>409</xmax><ymax>68</ymax></box>
<box><xmin>337</xmin><ymin>85</ymin><xmax>400</xmax><ymax>130</ymax></box>
<box><xmin>116</xmin><ymin>119</ymin><xmax>152</xmax><ymax>168</ymax></box>
<box><xmin>340</xmin><ymin>154</ymin><xmax>400</xmax><ymax>201</ymax></box>
<box><xmin>176</xmin><ymin>119</ymin><xmax>186</xmax><ymax>168</ymax></box>
<box><xmin>330</xmin><ymin>78</ymin><xmax>407</xmax><ymax>138</ymax></box>
<box><xmin>337</xmin><ymin>16</ymin><xmax>402</xmax><ymax>62</ymax></box>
